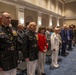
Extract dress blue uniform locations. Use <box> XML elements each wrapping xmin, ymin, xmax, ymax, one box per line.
<box><xmin>0</xmin><ymin>25</ymin><xmax>18</xmax><ymax>71</ymax></box>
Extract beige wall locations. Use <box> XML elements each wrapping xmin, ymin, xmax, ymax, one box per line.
<box><xmin>51</xmin><ymin>0</ymin><xmax>56</xmax><ymax>12</ymax></box>
<box><xmin>23</xmin><ymin>0</ymin><xmax>64</xmax><ymax>16</ymax></box>
<box><xmin>41</xmin><ymin>14</ymin><xmax>49</xmax><ymax>27</ymax></box>
<box><xmin>0</xmin><ymin>2</ymin><xmax>17</xmax><ymax>19</ymax></box>
<box><xmin>24</xmin><ymin>9</ymin><xmax>38</xmax><ymax>26</ymax></box>
<box><xmin>58</xmin><ymin>2</ymin><xmax>62</xmax><ymax>15</ymax></box>
<box><xmin>24</xmin><ymin>0</ymin><xmax>37</xmax><ymax>5</ymax></box>
<box><xmin>59</xmin><ymin>18</ymin><xmax>64</xmax><ymax>27</ymax></box>
<box><xmin>52</xmin><ymin>17</ymin><xmax>57</xmax><ymax>27</ymax></box>
<box><xmin>0</xmin><ymin>1</ymin><xmax>64</xmax><ymax>27</ymax></box>
<box><xmin>39</xmin><ymin>0</ymin><xmax>47</xmax><ymax>8</ymax></box>
<box><xmin>24</xmin><ymin>0</ymin><xmax>47</xmax><ymax>8</ymax></box>
<box><xmin>65</xmin><ymin>19</ymin><xmax>76</xmax><ymax>26</ymax></box>
<box><xmin>64</xmin><ymin>2</ymin><xmax>76</xmax><ymax>26</ymax></box>
<box><xmin>64</xmin><ymin>2</ymin><xmax>76</xmax><ymax>17</ymax></box>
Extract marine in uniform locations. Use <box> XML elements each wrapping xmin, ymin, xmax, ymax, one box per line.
<box><xmin>22</xmin><ymin>22</ymin><xmax>38</xmax><ymax>75</ymax></box>
<box><xmin>0</xmin><ymin>12</ymin><xmax>18</xmax><ymax>75</ymax></box>
<box><xmin>17</xmin><ymin>24</ymin><xmax>25</xmax><ymax>61</ymax></box>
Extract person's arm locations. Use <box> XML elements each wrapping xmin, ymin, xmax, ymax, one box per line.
<box><xmin>44</xmin><ymin>35</ymin><xmax>48</xmax><ymax>51</ymax></box>
<box><xmin>22</xmin><ymin>33</ymin><xmax>29</xmax><ymax>60</ymax></box>
<box><xmin>38</xmin><ymin>34</ymin><xmax>44</xmax><ymax>51</ymax></box>
<box><xmin>0</xmin><ymin>48</ymin><xmax>2</xmax><ymax>71</ymax></box>
<box><xmin>51</xmin><ymin>34</ymin><xmax>56</xmax><ymax>51</ymax></box>
<box><xmin>60</xmin><ymin>30</ymin><xmax>65</xmax><ymax>42</ymax></box>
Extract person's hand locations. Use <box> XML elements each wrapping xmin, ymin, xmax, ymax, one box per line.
<box><xmin>0</xmin><ymin>68</ymin><xmax>2</xmax><ymax>71</ymax></box>
<box><xmin>43</xmin><ymin>49</ymin><xmax>47</xmax><ymax>53</ymax></box>
<box><xmin>59</xmin><ymin>42</ymin><xmax>62</xmax><ymax>46</ymax></box>
<box><xmin>53</xmin><ymin>49</ymin><xmax>56</xmax><ymax>51</ymax></box>
<box><xmin>17</xmin><ymin>60</ymin><xmax>20</xmax><ymax>64</ymax></box>
<box><xmin>63</xmin><ymin>41</ymin><xmax>65</xmax><ymax>43</ymax></box>
<box><xmin>25</xmin><ymin>58</ymin><xmax>29</xmax><ymax>61</ymax></box>
<box><xmin>68</xmin><ymin>38</ymin><xmax>70</xmax><ymax>40</ymax></box>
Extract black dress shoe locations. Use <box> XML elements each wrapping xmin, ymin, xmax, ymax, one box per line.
<box><xmin>42</xmin><ymin>73</ymin><xmax>46</xmax><ymax>75</ymax></box>
<box><xmin>63</xmin><ymin>55</ymin><xmax>67</xmax><ymax>57</ymax></box>
<box><xmin>49</xmin><ymin>66</ymin><xmax>59</xmax><ymax>70</ymax></box>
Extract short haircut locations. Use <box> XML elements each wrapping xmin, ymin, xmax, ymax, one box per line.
<box><xmin>38</xmin><ymin>26</ymin><xmax>45</xmax><ymax>33</ymax></box>
<box><xmin>2</xmin><ymin>12</ymin><xmax>10</xmax><ymax>16</ymax></box>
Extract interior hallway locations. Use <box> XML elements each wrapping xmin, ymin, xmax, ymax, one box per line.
<box><xmin>45</xmin><ymin>46</ymin><xmax>76</xmax><ymax>75</ymax></box>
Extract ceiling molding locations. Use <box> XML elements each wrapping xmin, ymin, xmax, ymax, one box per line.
<box><xmin>65</xmin><ymin>16</ymin><xmax>76</xmax><ymax>20</ymax></box>
<box><xmin>0</xmin><ymin>0</ymin><xmax>64</xmax><ymax>19</ymax></box>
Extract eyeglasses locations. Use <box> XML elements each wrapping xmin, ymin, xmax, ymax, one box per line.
<box><xmin>4</xmin><ymin>16</ymin><xmax>11</xmax><ymax>19</ymax></box>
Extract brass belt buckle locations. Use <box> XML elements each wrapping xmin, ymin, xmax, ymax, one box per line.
<box><xmin>11</xmin><ymin>46</ymin><xmax>15</xmax><ymax>50</ymax></box>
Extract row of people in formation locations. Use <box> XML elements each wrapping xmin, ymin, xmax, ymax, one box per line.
<box><xmin>0</xmin><ymin>11</ymin><xmax>76</xmax><ymax>75</ymax></box>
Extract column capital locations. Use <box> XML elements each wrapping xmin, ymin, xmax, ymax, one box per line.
<box><xmin>16</xmin><ymin>6</ymin><xmax>25</xmax><ymax>12</ymax></box>
<box><xmin>50</xmin><ymin>15</ymin><xmax>53</xmax><ymax>18</ymax></box>
<box><xmin>38</xmin><ymin>11</ymin><xmax>42</xmax><ymax>16</ymax></box>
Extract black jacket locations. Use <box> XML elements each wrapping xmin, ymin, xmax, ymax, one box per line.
<box><xmin>0</xmin><ymin>25</ymin><xmax>18</xmax><ymax>71</ymax></box>
<box><xmin>22</xmin><ymin>30</ymin><xmax>38</xmax><ymax>61</ymax></box>
<box><xmin>17</xmin><ymin>30</ymin><xmax>24</xmax><ymax>50</ymax></box>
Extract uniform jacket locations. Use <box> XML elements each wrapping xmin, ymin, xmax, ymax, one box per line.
<box><xmin>60</xmin><ymin>29</ymin><xmax>68</xmax><ymax>43</ymax></box>
<box><xmin>17</xmin><ymin>30</ymin><xmax>24</xmax><ymax>50</ymax></box>
<box><xmin>0</xmin><ymin>25</ymin><xmax>18</xmax><ymax>71</ymax></box>
<box><xmin>22</xmin><ymin>30</ymin><xmax>38</xmax><ymax>61</ymax></box>
<box><xmin>67</xmin><ymin>29</ymin><xmax>74</xmax><ymax>40</ymax></box>
<box><xmin>51</xmin><ymin>33</ymin><xmax>61</xmax><ymax>50</ymax></box>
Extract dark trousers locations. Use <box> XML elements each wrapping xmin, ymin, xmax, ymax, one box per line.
<box><xmin>47</xmin><ymin>40</ymin><xmax>51</xmax><ymax>50</ymax></box>
<box><xmin>68</xmin><ymin>40</ymin><xmax>72</xmax><ymax>50</ymax></box>
<box><xmin>59</xmin><ymin>49</ymin><xmax>61</xmax><ymax>55</ymax></box>
<box><xmin>61</xmin><ymin>42</ymin><xmax>67</xmax><ymax>56</ymax></box>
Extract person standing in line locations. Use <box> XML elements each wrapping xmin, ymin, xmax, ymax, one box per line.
<box><xmin>38</xmin><ymin>26</ymin><xmax>48</xmax><ymax>75</ymax></box>
<box><xmin>73</xmin><ymin>26</ymin><xmax>76</xmax><ymax>46</ymax></box>
<box><xmin>0</xmin><ymin>12</ymin><xmax>18</xmax><ymax>75</ymax></box>
<box><xmin>60</xmin><ymin>25</ymin><xmax>68</xmax><ymax>56</ymax></box>
<box><xmin>45</xmin><ymin>27</ymin><xmax>51</xmax><ymax>51</ymax></box>
<box><xmin>50</xmin><ymin>27</ymin><xmax>61</xmax><ymax>68</ymax></box>
<box><xmin>67</xmin><ymin>25</ymin><xmax>74</xmax><ymax>51</ymax></box>
<box><xmin>17</xmin><ymin>24</ymin><xmax>25</xmax><ymax>61</ymax></box>
<box><xmin>22</xmin><ymin>22</ymin><xmax>38</xmax><ymax>75</ymax></box>
<box><xmin>17</xmin><ymin>24</ymin><xmax>25</xmax><ymax>50</ymax></box>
